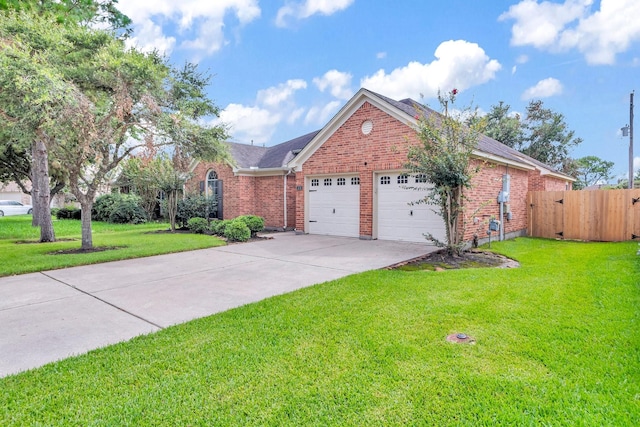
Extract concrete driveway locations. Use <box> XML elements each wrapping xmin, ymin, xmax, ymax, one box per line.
<box><xmin>0</xmin><ymin>232</ymin><xmax>437</xmax><ymax>377</ymax></box>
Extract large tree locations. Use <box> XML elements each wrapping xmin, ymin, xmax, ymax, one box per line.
<box><xmin>482</xmin><ymin>101</ymin><xmax>523</xmax><ymax>149</ymax></box>
<box><xmin>1</xmin><ymin>11</ymin><xmax>228</xmax><ymax>249</ymax></box>
<box><xmin>570</xmin><ymin>156</ymin><xmax>614</xmax><ymax>190</ymax></box>
<box><xmin>407</xmin><ymin>90</ymin><xmax>484</xmax><ymax>256</ymax></box>
<box><xmin>0</xmin><ymin>1</ymin><xmax>130</xmax><ymax>241</ymax></box>
<box><xmin>480</xmin><ymin>100</ymin><xmax>582</xmax><ymax>172</ymax></box>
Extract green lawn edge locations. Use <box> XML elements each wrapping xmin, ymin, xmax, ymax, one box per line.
<box><xmin>1</xmin><ymin>238</ymin><xmax>638</xmax><ymax>426</ymax></box>
<box><xmin>0</xmin><ymin>216</ymin><xmax>225</xmax><ymax>276</ymax></box>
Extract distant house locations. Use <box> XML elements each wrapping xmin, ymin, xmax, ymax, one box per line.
<box><xmin>187</xmin><ymin>88</ymin><xmax>573</xmax><ymax>244</ymax></box>
<box><xmin>0</xmin><ymin>181</ymin><xmax>67</xmax><ymax>208</ymax></box>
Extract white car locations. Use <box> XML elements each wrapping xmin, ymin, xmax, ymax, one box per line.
<box><xmin>0</xmin><ymin>200</ymin><xmax>33</xmax><ymax>216</ymax></box>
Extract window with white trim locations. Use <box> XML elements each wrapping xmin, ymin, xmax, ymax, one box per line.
<box><xmin>311</xmin><ymin>178</ymin><xmax>319</xmax><ymax>187</ymax></box>
<box><xmin>337</xmin><ymin>177</ymin><xmax>346</xmax><ymax>186</ymax></box>
<box><xmin>324</xmin><ymin>178</ymin><xmax>332</xmax><ymax>186</ymax></box>
<box><xmin>397</xmin><ymin>174</ymin><xmax>408</xmax><ymax>184</ymax></box>
<box><xmin>380</xmin><ymin>176</ymin><xmax>391</xmax><ymax>185</ymax></box>
<box><xmin>351</xmin><ymin>177</ymin><xmax>360</xmax><ymax>185</ymax></box>
<box><xmin>415</xmin><ymin>174</ymin><xmax>427</xmax><ymax>183</ymax></box>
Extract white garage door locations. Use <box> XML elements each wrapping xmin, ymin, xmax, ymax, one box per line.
<box><xmin>377</xmin><ymin>172</ymin><xmax>446</xmax><ymax>243</ymax></box>
<box><xmin>308</xmin><ymin>175</ymin><xmax>360</xmax><ymax>237</ymax></box>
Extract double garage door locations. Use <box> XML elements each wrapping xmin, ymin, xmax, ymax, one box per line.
<box><xmin>307</xmin><ymin>172</ymin><xmax>445</xmax><ymax>243</ymax></box>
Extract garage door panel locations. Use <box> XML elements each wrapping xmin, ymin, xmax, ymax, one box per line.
<box><xmin>377</xmin><ymin>173</ymin><xmax>446</xmax><ymax>243</ymax></box>
<box><xmin>308</xmin><ymin>176</ymin><xmax>359</xmax><ymax>237</ymax></box>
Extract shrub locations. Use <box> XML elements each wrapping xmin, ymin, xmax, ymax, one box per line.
<box><xmin>187</xmin><ymin>217</ymin><xmax>208</xmax><ymax>234</ymax></box>
<box><xmin>224</xmin><ymin>218</ymin><xmax>251</xmax><ymax>242</ymax></box>
<box><xmin>210</xmin><ymin>219</ymin><xmax>231</xmax><ymax>236</ymax></box>
<box><xmin>237</xmin><ymin>215</ymin><xmax>264</xmax><ymax>236</ymax></box>
<box><xmin>108</xmin><ymin>195</ymin><xmax>147</xmax><ymax>224</ymax></box>
<box><xmin>176</xmin><ymin>194</ymin><xmax>217</xmax><ymax>228</ymax></box>
<box><xmin>92</xmin><ymin>194</ymin><xmax>120</xmax><ymax>222</ymax></box>
<box><xmin>56</xmin><ymin>206</ymin><xmax>81</xmax><ymax>220</ymax></box>
<box><xmin>50</xmin><ymin>208</ymin><xmax>60</xmax><ymax>217</ymax></box>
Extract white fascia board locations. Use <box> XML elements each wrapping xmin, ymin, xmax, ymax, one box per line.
<box><xmin>540</xmin><ymin>169</ymin><xmax>576</xmax><ymax>181</ymax></box>
<box><xmin>472</xmin><ymin>150</ymin><xmax>536</xmax><ymax>171</ymax></box>
<box><xmin>233</xmin><ymin>167</ymin><xmax>290</xmax><ymax>177</ymax></box>
<box><xmin>289</xmin><ymin>88</ymin><xmax>417</xmax><ymax>170</ymax></box>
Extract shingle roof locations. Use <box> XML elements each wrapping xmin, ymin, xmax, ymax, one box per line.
<box><xmin>228</xmin><ymin>130</ymin><xmax>320</xmax><ymax>169</ymax></box>
<box><xmin>225</xmin><ymin>89</ymin><xmax>571</xmax><ymax>179</ymax></box>
<box><xmin>367</xmin><ymin>90</ymin><xmax>570</xmax><ymax>177</ymax></box>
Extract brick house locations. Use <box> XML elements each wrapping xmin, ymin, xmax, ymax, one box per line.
<box><xmin>187</xmin><ymin>88</ymin><xmax>573</xmax><ymax>244</ymax></box>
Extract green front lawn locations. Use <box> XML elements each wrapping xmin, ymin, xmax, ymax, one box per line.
<box><xmin>1</xmin><ymin>238</ymin><xmax>639</xmax><ymax>426</ymax></box>
<box><xmin>0</xmin><ymin>215</ymin><xmax>224</xmax><ymax>276</ymax></box>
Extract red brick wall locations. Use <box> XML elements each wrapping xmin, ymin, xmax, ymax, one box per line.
<box><xmin>543</xmin><ymin>176</ymin><xmax>571</xmax><ymax>191</ymax></box>
<box><xmin>528</xmin><ymin>170</ymin><xmax>571</xmax><ymax>191</ymax></box>
<box><xmin>187</xmin><ymin>161</ymin><xmax>292</xmax><ymax>228</ymax></box>
<box><xmin>296</xmin><ymin>101</ymin><xmax>417</xmax><ymax>236</ymax></box>
<box><xmin>463</xmin><ymin>161</ymin><xmax>529</xmax><ymax>241</ymax></box>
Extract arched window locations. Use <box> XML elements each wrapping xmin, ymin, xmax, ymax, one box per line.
<box><xmin>206</xmin><ymin>170</ymin><xmax>218</xmax><ymax>197</ymax></box>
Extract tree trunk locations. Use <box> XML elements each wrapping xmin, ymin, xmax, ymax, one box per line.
<box><xmin>79</xmin><ymin>197</ymin><xmax>93</xmax><ymax>250</ymax></box>
<box><xmin>168</xmin><ymin>190</ymin><xmax>177</xmax><ymax>231</ymax></box>
<box><xmin>32</xmin><ymin>140</ymin><xmax>56</xmax><ymax>242</ymax></box>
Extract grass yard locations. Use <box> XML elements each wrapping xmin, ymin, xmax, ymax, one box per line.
<box><xmin>0</xmin><ymin>215</ymin><xmax>224</xmax><ymax>276</ymax></box>
<box><xmin>1</xmin><ymin>238</ymin><xmax>639</xmax><ymax>425</ymax></box>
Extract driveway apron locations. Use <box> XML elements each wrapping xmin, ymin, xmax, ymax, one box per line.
<box><xmin>0</xmin><ymin>233</ymin><xmax>437</xmax><ymax>377</ymax></box>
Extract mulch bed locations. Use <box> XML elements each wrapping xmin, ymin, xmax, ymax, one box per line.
<box><xmin>387</xmin><ymin>249</ymin><xmax>519</xmax><ymax>271</ymax></box>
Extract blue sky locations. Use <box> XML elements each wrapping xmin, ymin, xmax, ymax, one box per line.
<box><xmin>117</xmin><ymin>0</ymin><xmax>640</xmax><ymax>181</ymax></box>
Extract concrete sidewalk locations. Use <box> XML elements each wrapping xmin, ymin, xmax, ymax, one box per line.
<box><xmin>0</xmin><ymin>233</ymin><xmax>437</xmax><ymax>377</ymax></box>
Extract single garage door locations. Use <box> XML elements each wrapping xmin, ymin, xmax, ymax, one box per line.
<box><xmin>377</xmin><ymin>172</ymin><xmax>446</xmax><ymax>243</ymax></box>
<box><xmin>308</xmin><ymin>175</ymin><xmax>360</xmax><ymax>237</ymax></box>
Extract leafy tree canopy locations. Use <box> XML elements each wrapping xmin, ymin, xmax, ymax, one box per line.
<box><xmin>407</xmin><ymin>90</ymin><xmax>484</xmax><ymax>255</ymax></box>
<box><xmin>480</xmin><ymin>100</ymin><xmax>583</xmax><ymax>172</ymax></box>
<box><xmin>0</xmin><ymin>11</ymin><xmax>228</xmax><ymax>248</ymax></box>
<box><xmin>568</xmin><ymin>156</ymin><xmax>614</xmax><ymax>190</ymax></box>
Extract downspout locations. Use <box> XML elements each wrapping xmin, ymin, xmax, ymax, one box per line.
<box><xmin>284</xmin><ymin>169</ymin><xmax>293</xmax><ymax>230</ymax></box>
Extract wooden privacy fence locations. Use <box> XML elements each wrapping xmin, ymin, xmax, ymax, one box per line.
<box><xmin>528</xmin><ymin>189</ymin><xmax>640</xmax><ymax>241</ymax></box>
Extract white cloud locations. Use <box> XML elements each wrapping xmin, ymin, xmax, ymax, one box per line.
<box><xmin>512</xmin><ymin>65</ymin><xmax>517</xmax><ymax>75</ymax></box>
<box><xmin>305</xmin><ymin>101</ymin><xmax>341</xmax><ymax>125</ymax></box>
<box><xmin>521</xmin><ymin>77</ymin><xmax>563</xmax><ymax>99</ymax></box>
<box><xmin>360</xmin><ymin>40</ymin><xmax>501</xmax><ymax>101</ymax></box>
<box><xmin>118</xmin><ymin>0</ymin><xmax>261</xmax><ymax>55</ymax></box>
<box><xmin>220</xmin><ymin>80</ymin><xmax>308</xmax><ymax>143</ymax></box>
<box><xmin>219</xmin><ymin>104</ymin><xmax>281</xmax><ymax>144</ymax></box>
<box><xmin>376</xmin><ymin>51</ymin><xmax>387</xmax><ymax>59</ymax></box>
<box><xmin>256</xmin><ymin>80</ymin><xmax>307</xmax><ymax>108</ymax></box>
<box><xmin>516</xmin><ymin>54</ymin><xmax>529</xmax><ymax>64</ymax></box>
<box><xmin>125</xmin><ymin>19</ymin><xmax>176</xmax><ymax>54</ymax></box>
<box><xmin>276</xmin><ymin>0</ymin><xmax>354</xmax><ymax>27</ymax></box>
<box><xmin>312</xmin><ymin>70</ymin><xmax>353</xmax><ymax>100</ymax></box>
<box><xmin>500</xmin><ymin>0</ymin><xmax>640</xmax><ymax>65</ymax></box>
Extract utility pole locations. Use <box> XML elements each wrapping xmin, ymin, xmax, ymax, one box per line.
<box><xmin>630</xmin><ymin>91</ymin><xmax>635</xmax><ymax>189</ymax></box>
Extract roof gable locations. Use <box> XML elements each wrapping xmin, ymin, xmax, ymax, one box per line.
<box><xmin>289</xmin><ymin>88</ymin><xmax>572</xmax><ymax>179</ymax></box>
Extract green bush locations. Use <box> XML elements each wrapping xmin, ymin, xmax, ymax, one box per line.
<box><xmin>237</xmin><ymin>215</ymin><xmax>264</xmax><ymax>235</ymax></box>
<box><xmin>187</xmin><ymin>217</ymin><xmax>209</xmax><ymax>234</ymax></box>
<box><xmin>56</xmin><ymin>206</ymin><xmax>81</xmax><ymax>220</ymax></box>
<box><xmin>108</xmin><ymin>195</ymin><xmax>147</xmax><ymax>224</ymax></box>
<box><xmin>224</xmin><ymin>218</ymin><xmax>251</xmax><ymax>242</ymax></box>
<box><xmin>176</xmin><ymin>194</ymin><xmax>217</xmax><ymax>228</ymax></box>
<box><xmin>92</xmin><ymin>194</ymin><xmax>120</xmax><ymax>222</ymax></box>
<box><xmin>210</xmin><ymin>219</ymin><xmax>231</xmax><ymax>236</ymax></box>
<box><xmin>50</xmin><ymin>208</ymin><xmax>60</xmax><ymax>217</ymax></box>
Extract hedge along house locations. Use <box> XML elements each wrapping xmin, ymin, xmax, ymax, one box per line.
<box><xmin>188</xmin><ymin>88</ymin><xmax>573</xmax><ymax>244</ymax></box>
